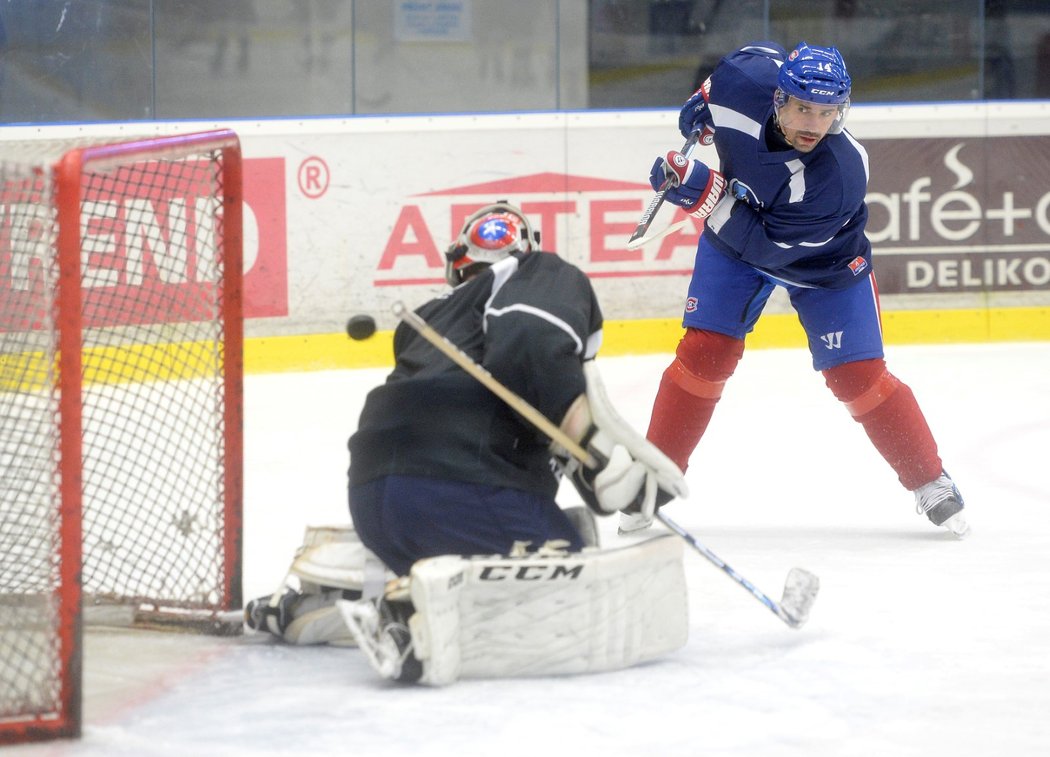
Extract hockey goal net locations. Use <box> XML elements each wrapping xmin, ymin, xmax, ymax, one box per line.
<box><xmin>0</xmin><ymin>130</ymin><xmax>243</xmax><ymax>744</ymax></box>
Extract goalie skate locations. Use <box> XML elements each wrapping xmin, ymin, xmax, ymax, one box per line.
<box><xmin>340</xmin><ymin>583</ymin><xmax>422</xmax><ymax>682</ymax></box>
<box><xmin>245</xmin><ymin>589</ymin><xmax>298</xmax><ymax>636</ymax></box>
<box><xmin>243</xmin><ymin>525</ymin><xmax>394</xmax><ymax>646</ymax></box>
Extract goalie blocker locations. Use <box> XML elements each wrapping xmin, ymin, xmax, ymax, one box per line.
<box><xmin>340</xmin><ymin>534</ymin><xmax>688</xmax><ymax>686</ymax></box>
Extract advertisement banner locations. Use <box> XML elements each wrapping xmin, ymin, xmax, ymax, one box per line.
<box><xmin>866</xmin><ymin>136</ymin><xmax>1050</xmax><ymax>296</ymax></box>
<box><xmin>1</xmin><ymin>104</ymin><xmax>1048</xmax><ymax>348</ymax></box>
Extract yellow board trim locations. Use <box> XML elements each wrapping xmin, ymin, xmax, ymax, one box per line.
<box><xmin>245</xmin><ymin>306</ymin><xmax>1050</xmax><ymax>374</ymax></box>
<box><xmin>4</xmin><ymin>307</ymin><xmax>1045</xmax><ymax>387</ymax></box>
<box><xmin>1</xmin><ymin>341</ymin><xmax>223</xmax><ymax>390</ymax></box>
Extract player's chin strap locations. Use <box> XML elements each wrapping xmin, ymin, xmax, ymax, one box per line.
<box><xmin>391</xmin><ymin>301</ymin><xmax>820</xmax><ymax>630</ymax></box>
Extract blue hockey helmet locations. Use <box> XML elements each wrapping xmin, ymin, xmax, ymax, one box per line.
<box><xmin>775</xmin><ymin>42</ymin><xmax>852</xmax><ymax>133</ymax></box>
<box><xmin>778</xmin><ymin>42</ymin><xmax>851</xmax><ymax>104</ymax></box>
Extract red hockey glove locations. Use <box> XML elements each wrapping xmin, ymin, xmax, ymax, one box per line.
<box><xmin>649</xmin><ymin>152</ymin><xmax>727</xmax><ymax>219</ymax></box>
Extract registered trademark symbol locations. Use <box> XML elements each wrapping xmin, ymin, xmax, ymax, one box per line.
<box><xmin>298</xmin><ymin>157</ymin><xmax>330</xmax><ymax>199</ymax></box>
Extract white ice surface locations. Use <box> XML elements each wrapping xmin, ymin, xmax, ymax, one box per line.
<box><xmin>10</xmin><ymin>342</ymin><xmax>1050</xmax><ymax>757</ymax></box>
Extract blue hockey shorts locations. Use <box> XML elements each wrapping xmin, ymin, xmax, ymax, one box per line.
<box><xmin>682</xmin><ymin>236</ymin><xmax>886</xmax><ymax>371</ymax></box>
<box><xmin>348</xmin><ymin>474</ymin><xmax>584</xmax><ymax>576</ymax></box>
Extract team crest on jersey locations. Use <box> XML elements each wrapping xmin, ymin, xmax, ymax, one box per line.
<box><xmin>685</xmin><ymin>296</ymin><xmax>698</xmax><ymax>313</ymax></box>
<box><xmin>848</xmin><ymin>256</ymin><xmax>868</xmax><ymax>275</ymax></box>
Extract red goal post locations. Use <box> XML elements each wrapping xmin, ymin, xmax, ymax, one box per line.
<box><xmin>0</xmin><ymin>130</ymin><xmax>243</xmax><ymax>744</ymax></box>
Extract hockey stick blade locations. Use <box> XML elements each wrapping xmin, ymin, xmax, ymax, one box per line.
<box><xmin>625</xmin><ymin>219</ymin><xmax>690</xmax><ymax>250</ymax></box>
<box><xmin>656</xmin><ymin>511</ymin><xmax>819</xmax><ymax>629</ymax></box>
<box><xmin>779</xmin><ymin>567</ymin><xmax>820</xmax><ymax>628</ymax></box>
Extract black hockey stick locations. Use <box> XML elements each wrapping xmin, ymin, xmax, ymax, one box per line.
<box><xmin>626</xmin><ymin>130</ymin><xmax>701</xmax><ymax>249</ymax></box>
<box><xmin>391</xmin><ymin>301</ymin><xmax>820</xmax><ymax>629</ymax></box>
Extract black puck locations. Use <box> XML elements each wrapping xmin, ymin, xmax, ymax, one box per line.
<box><xmin>346</xmin><ymin>314</ymin><xmax>377</xmax><ymax>341</ymax></box>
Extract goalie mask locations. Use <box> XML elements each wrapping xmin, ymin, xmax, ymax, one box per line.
<box><xmin>774</xmin><ymin>42</ymin><xmax>851</xmax><ymax>135</ymax></box>
<box><xmin>444</xmin><ymin>201</ymin><xmax>539</xmax><ymax>286</ymax></box>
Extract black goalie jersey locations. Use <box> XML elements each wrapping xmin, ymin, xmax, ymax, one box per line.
<box><xmin>348</xmin><ymin>250</ymin><xmax>604</xmax><ymax>499</ymax></box>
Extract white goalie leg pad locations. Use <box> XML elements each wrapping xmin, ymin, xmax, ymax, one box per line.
<box><xmin>289</xmin><ymin>524</ymin><xmax>393</xmax><ymax>598</ymax></box>
<box><xmin>248</xmin><ymin>525</ymin><xmax>393</xmax><ymax>646</ymax></box>
<box><xmin>283</xmin><ymin>591</ymin><xmax>359</xmax><ymax>647</ymax></box>
<box><xmin>407</xmin><ymin>535</ymin><xmax>688</xmax><ymax>685</ymax></box>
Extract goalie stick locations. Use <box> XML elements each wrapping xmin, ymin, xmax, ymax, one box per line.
<box><xmin>390</xmin><ymin>302</ymin><xmax>595</xmax><ymax>468</ymax></box>
<box><xmin>391</xmin><ymin>301</ymin><xmax>820</xmax><ymax>629</ymax></box>
<box><xmin>626</xmin><ymin>130</ymin><xmax>701</xmax><ymax>250</ymax></box>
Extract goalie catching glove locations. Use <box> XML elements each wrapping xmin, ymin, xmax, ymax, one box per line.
<box><xmin>553</xmin><ymin>361</ymin><xmax>688</xmax><ymax>519</ymax></box>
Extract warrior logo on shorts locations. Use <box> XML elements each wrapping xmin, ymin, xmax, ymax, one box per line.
<box><xmin>820</xmin><ymin>331</ymin><xmax>843</xmax><ymax>349</ymax></box>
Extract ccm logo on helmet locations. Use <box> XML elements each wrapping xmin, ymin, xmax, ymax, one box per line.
<box><xmin>809</xmin><ymin>88</ymin><xmax>837</xmax><ymax>96</ymax></box>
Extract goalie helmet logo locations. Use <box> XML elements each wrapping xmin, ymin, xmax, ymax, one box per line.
<box><xmin>470</xmin><ymin>213</ymin><xmax>522</xmax><ymax>252</ymax></box>
<box><xmin>444</xmin><ymin>200</ymin><xmax>539</xmax><ymax>286</ymax></box>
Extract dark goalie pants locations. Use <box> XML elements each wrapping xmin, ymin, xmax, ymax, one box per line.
<box><xmin>348</xmin><ymin>474</ymin><xmax>584</xmax><ymax>576</ymax></box>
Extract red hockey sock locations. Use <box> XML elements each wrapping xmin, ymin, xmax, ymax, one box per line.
<box><xmin>823</xmin><ymin>359</ymin><xmax>942</xmax><ymax>490</ymax></box>
<box><xmin>646</xmin><ymin>328</ymin><xmax>744</xmax><ymax>472</ymax></box>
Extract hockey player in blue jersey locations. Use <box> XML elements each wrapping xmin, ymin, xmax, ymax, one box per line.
<box><xmin>626</xmin><ymin>41</ymin><xmax>968</xmax><ymax>538</ymax></box>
